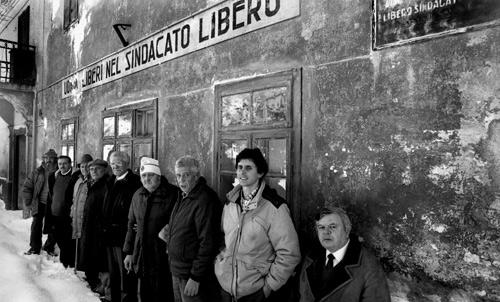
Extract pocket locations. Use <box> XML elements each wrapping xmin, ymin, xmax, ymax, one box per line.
<box><xmin>214</xmin><ymin>255</ymin><xmax>233</xmax><ymax>293</ymax></box>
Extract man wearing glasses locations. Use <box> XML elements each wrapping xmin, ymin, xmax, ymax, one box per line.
<box><xmin>297</xmin><ymin>206</ymin><xmax>390</xmax><ymax>302</ymax></box>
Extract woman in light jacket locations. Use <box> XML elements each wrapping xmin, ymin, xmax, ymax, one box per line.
<box><xmin>215</xmin><ymin>148</ymin><xmax>301</xmax><ymax>302</ymax></box>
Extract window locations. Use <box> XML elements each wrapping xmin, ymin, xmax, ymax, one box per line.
<box><xmin>102</xmin><ymin>99</ymin><xmax>157</xmax><ymax>172</ymax></box>
<box><xmin>215</xmin><ymin>70</ymin><xmax>301</xmax><ymax>206</ymax></box>
<box><xmin>61</xmin><ymin>118</ymin><xmax>77</xmax><ymax>164</ymax></box>
<box><xmin>63</xmin><ymin>0</ymin><xmax>79</xmax><ymax>29</ymax></box>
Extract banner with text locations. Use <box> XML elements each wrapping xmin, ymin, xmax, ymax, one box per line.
<box><xmin>62</xmin><ymin>0</ymin><xmax>300</xmax><ymax>99</ymax></box>
<box><xmin>374</xmin><ymin>0</ymin><xmax>500</xmax><ymax>49</ymax></box>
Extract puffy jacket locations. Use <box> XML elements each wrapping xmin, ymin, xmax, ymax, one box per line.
<box><xmin>123</xmin><ymin>176</ymin><xmax>178</xmax><ymax>276</ymax></box>
<box><xmin>166</xmin><ymin>177</ymin><xmax>222</xmax><ymax>281</ymax></box>
<box><xmin>22</xmin><ymin>165</ymin><xmax>47</xmax><ymax>216</ymax></box>
<box><xmin>71</xmin><ymin>176</ymin><xmax>90</xmax><ymax>239</ymax></box>
<box><xmin>214</xmin><ymin>181</ymin><xmax>301</xmax><ymax>299</ymax></box>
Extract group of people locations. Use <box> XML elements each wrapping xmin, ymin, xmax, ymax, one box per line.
<box><xmin>22</xmin><ymin>147</ymin><xmax>391</xmax><ymax>302</ymax></box>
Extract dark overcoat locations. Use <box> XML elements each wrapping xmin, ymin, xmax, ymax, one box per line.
<box><xmin>123</xmin><ymin>176</ymin><xmax>179</xmax><ymax>276</ymax></box>
<box><xmin>298</xmin><ymin>236</ymin><xmax>391</xmax><ymax>302</ymax></box>
<box><xmin>78</xmin><ymin>175</ymin><xmax>109</xmax><ymax>271</ymax></box>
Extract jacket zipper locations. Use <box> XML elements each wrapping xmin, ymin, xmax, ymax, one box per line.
<box><xmin>231</xmin><ymin>204</ymin><xmax>245</xmax><ymax>300</ymax></box>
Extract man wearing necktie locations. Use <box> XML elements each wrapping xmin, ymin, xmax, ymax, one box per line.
<box><xmin>297</xmin><ymin>206</ymin><xmax>390</xmax><ymax>302</ymax></box>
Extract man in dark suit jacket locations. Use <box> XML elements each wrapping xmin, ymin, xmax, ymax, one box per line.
<box><xmin>298</xmin><ymin>207</ymin><xmax>390</xmax><ymax>302</ymax></box>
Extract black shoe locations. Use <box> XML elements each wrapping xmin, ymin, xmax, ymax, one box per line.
<box><xmin>24</xmin><ymin>248</ymin><xmax>40</xmax><ymax>255</ymax></box>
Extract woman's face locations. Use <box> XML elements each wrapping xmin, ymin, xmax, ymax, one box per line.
<box><xmin>236</xmin><ymin>159</ymin><xmax>263</xmax><ymax>189</ymax></box>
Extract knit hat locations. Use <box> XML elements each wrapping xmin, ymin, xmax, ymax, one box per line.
<box><xmin>79</xmin><ymin>154</ymin><xmax>93</xmax><ymax>164</ymax></box>
<box><xmin>140</xmin><ymin>157</ymin><xmax>161</xmax><ymax>176</ymax></box>
<box><xmin>88</xmin><ymin>159</ymin><xmax>108</xmax><ymax>168</ymax></box>
<box><xmin>44</xmin><ymin>149</ymin><xmax>58</xmax><ymax>158</ymax></box>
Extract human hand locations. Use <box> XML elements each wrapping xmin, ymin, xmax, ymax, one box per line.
<box><xmin>124</xmin><ymin>255</ymin><xmax>133</xmax><ymax>273</ymax></box>
<box><xmin>132</xmin><ymin>223</ymin><xmax>138</xmax><ymax>232</ymax></box>
<box><xmin>183</xmin><ymin>278</ymin><xmax>199</xmax><ymax>296</ymax></box>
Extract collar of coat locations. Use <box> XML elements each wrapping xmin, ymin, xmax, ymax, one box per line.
<box><xmin>137</xmin><ymin>176</ymin><xmax>171</xmax><ymax>197</ymax></box>
<box><xmin>225</xmin><ymin>181</ymin><xmax>286</xmax><ymax>209</ymax></box>
<box><xmin>305</xmin><ymin>235</ymin><xmax>363</xmax><ymax>298</ymax></box>
<box><xmin>110</xmin><ymin>169</ymin><xmax>135</xmax><ymax>183</ymax></box>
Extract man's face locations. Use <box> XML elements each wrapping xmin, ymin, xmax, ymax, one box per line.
<box><xmin>236</xmin><ymin>159</ymin><xmax>263</xmax><ymax>189</ymax></box>
<box><xmin>58</xmin><ymin>158</ymin><xmax>71</xmax><ymax>173</ymax></box>
<box><xmin>89</xmin><ymin>165</ymin><xmax>106</xmax><ymax>181</ymax></box>
<box><xmin>110</xmin><ymin>156</ymin><xmax>127</xmax><ymax>177</ymax></box>
<box><xmin>316</xmin><ymin>213</ymin><xmax>350</xmax><ymax>253</ymax></box>
<box><xmin>80</xmin><ymin>162</ymin><xmax>90</xmax><ymax>178</ymax></box>
<box><xmin>141</xmin><ymin>173</ymin><xmax>161</xmax><ymax>193</ymax></box>
<box><xmin>175</xmin><ymin>166</ymin><xmax>198</xmax><ymax>194</ymax></box>
<box><xmin>43</xmin><ymin>156</ymin><xmax>58</xmax><ymax>172</ymax></box>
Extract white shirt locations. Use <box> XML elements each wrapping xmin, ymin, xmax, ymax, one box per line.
<box><xmin>116</xmin><ymin>171</ymin><xmax>129</xmax><ymax>181</ymax></box>
<box><xmin>325</xmin><ymin>240</ymin><xmax>350</xmax><ymax>267</ymax></box>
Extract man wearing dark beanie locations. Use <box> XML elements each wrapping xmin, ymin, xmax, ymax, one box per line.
<box><xmin>48</xmin><ymin>155</ymin><xmax>80</xmax><ymax>268</ymax></box>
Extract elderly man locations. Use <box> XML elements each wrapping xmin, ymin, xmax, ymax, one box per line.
<box><xmin>22</xmin><ymin>149</ymin><xmax>58</xmax><ymax>255</ymax></box>
<box><xmin>123</xmin><ymin>157</ymin><xmax>179</xmax><ymax>302</ymax></box>
<box><xmin>297</xmin><ymin>207</ymin><xmax>390</xmax><ymax>302</ymax></box>
<box><xmin>165</xmin><ymin>155</ymin><xmax>221</xmax><ymax>302</ymax></box>
<box><xmin>102</xmin><ymin>151</ymin><xmax>141</xmax><ymax>302</ymax></box>
<box><xmin>48</xmin><ymin>155</ymin><xmax>80</xmax><ymax>268</ymax></box>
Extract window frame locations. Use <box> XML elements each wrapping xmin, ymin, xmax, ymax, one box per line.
<box><xmin>60</xmin><ymin>117</ymin><xmax>78</xmax><ymax>166</ymax></box>
<box><xmin>101</xmin><ymin>99</ymin><xmax>158</xmax><ymax>172</ymax></box>
<box><xmin>214</xmin><ymin>69</ymin><xmax>302</xmax><ymax>222</ymax></box>
<box><xmin>63</xmin><ymin>0</ymin><xmax>79</xmax><ymax>30</ymax></box>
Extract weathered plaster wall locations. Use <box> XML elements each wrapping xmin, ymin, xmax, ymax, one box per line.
<box><xmin>0</xmin><ymin>117</ymin><xmax>9</xmax><ymax>178</ymax></box>
<box><xmin>38</xmin><ymin>0</ymin><xmax>500</xmax><ymax>301</ymax></box>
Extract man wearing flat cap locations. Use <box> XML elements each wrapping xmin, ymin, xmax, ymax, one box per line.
<box><xmin>79</xmin><ymin>159</ymin><xmax>110</xmax><ymax>296</ymax></box>
<box><xmin>22</xmin><ymin>148</ymin><xmax>58</xmax><ymax>255</ymax></box>
<box><xmin>124</xmin><ymin>157</ymin><xmax>179</xmax><ymax>302</ymax></box>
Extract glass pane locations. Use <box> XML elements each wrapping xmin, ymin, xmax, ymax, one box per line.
<box><xmin>133</xmin><ymin>143</ymin><xmax>153</xmax><ymax>173</ymax></box>
<box><xmin>146</xmin><ymin>111</ymin><xmax>154</xmax><ymax>136</ymax></box>
<box><xmin>103</xmin><ymin>116</ymin><xmax>115</xmax><ymax>137</ymax></box>
<box><xmin>118</xmin><ymin>113</ymin><xmax>132</xmax><ymax>136</ymax></box>
<box><xmin>103</xmin><ymin>144</ymin><xmax>115</xmax><ymax>162</ymax></box>
<box><xmin>253</xmin><ymin>87</ymin><xmax>288</xmax><ymax>125</ymax></box>
<box><xmin>136</xmin><ymin>111</ymin><xmax>145</xmax><ymax>137</ymax></box>
<box><xmin>68</xmin><ymin>145</ymin><xmax>75</xmax><ymax>164</ymax></box>
<box><xmin>67</xmin><ymin>123</ymin><xmax>75</xmax><ymax>140</ymax></box>
<box><xmin>220</xmin><ymin>139</ymin><xmax>247</xmax><ymax>171</ymax></box>
<box><xmin>221</xmin><ymin>93</ymin><xmax>251</xmax><ymax>127</ymax></box>
<box><xmin>220</xmin><ymin>174</ymin><xmax>238</xmax><ymax>197</ymax></box>
<box><xmin>61</xmin><ymin>145</ymin><xmax>67</xmax><ymax>156</ymax></box>
<box><xmin>62</xmin><ymin>125</ymin><xmax>68</xmax><ymax>140</ymax></box>
<box><xmin>119</xmin><ymin>144</ymin><xmax>132</xmax><ymax>164</ymax></box>
<box><xmin>254</xmin><ymin>138</ymin><xmax>287</xmax><ymax>175</ymax></box>
<box><xmin>266</xmin><ymin>177</ymin><xmax>286</xmax><ymax>199</ymax></box>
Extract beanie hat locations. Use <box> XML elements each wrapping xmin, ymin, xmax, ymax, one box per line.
<box><xmin>44</xmin><ymin>149</ymin><xmax>58</xmax><ymax>158</ymax></box>
<box><xmin>140</xmin><ymin>157</ymin><xmax>161</xmax><ymax>176</ymax></box>
<box><xmin>79</xmin><ymin>154</ymin><xmax>93</xmax><ymax>164</ymax></box>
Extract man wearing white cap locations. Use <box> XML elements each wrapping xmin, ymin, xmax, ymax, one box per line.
<box><xmin>123</xmin><ymin>157</ymin><xmax>179</xmax><ymax>302</ymax></box>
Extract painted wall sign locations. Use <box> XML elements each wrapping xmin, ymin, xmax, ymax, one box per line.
<box><xmin>62</xmin><ymin>0</ymin><xmax>300</xmax><ymax>99</ymax></box>
<box><xmin>374</xmin><ymin>0</ymin><xmax>500</xmax><ymax>49</ymax></box>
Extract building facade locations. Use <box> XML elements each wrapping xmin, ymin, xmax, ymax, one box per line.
<box><xmin>1</xmin><ymin>0</ymin><xmax>500</xmax><ymax>300</ymax></box>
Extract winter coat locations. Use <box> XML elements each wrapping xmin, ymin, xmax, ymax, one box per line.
<box><xmin>102</xmin><ymin>170</ymin><xmax>142</xmax><ymax>247</ymax></box>
<box><xmin>78</xmin><ymin>175</ymin><xmax>109</xmax><ymax>272</ymax></box>
<box><xmin>71</xmin><ymin>175</ymin><xmax>90</xmax><ymax>239</ymax></box>
<box><xmin>22</xmin><ymin>165</ymin><xmax>47</xmax><ymax>216</ymax></box>
<box><xmin>166</xmin><ymin>177</ymin><xmax>222</xmax><ymax>281</ymax></box>
<box><xmin>297</xmin><ymin>236</ymin><xmax>390</xmax><ymax>302</ymax></box>
<box><xmin>123</xmin><ymin>176</ymin><xmax>179</xmax><ymax>276</ymax></box>
<box><xmin>214</xmin><ymin>181</ymin><xmax>301</xmax><ymax>299</ymax></box>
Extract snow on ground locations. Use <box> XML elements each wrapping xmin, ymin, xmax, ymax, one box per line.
<box><xmin>0</xmin><ymin>200</ymin><xmax>100</xmax><ymax>302</ymax></box>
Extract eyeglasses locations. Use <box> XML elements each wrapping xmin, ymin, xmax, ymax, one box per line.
<box><xmin>316</xmin><ymin>224</ymin><xmax>337</xmax><ymax>233</ymax></box>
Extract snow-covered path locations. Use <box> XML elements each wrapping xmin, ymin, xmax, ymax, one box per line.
<box><xmin>0</xmin><ymin>200</ymin><xmax>100</xmax><ymax>302</ymax></box>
